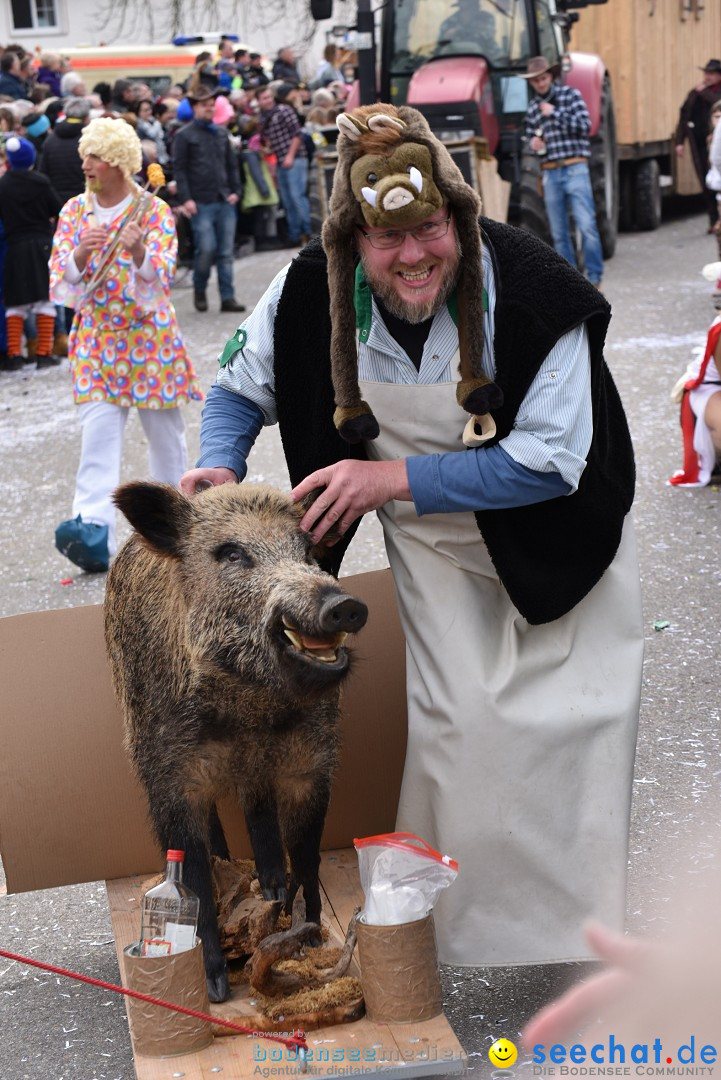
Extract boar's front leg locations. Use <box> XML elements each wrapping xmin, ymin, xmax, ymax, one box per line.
<box><xmin>242</xmin><ymin>796</ymin><xmax>288</xmax><ymax>904</ymax></box>
<box><xmin>283</xmin><ymin>780</ymin><xmax>332</xmax><ymax>947</ymax></box>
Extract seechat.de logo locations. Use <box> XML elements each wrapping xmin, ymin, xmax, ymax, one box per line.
<box><xmin>532</xmin><ymin>1035</ymin><xmax>718</xmax><ymax>1068</ymax></box>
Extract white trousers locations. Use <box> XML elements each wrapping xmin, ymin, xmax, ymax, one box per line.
<box><xmin>72</xmin><ymin>401</ymin><xmax>187</xmax><ymax>554</ymax></box>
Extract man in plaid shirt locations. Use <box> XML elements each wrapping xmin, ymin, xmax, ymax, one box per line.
<box><xmin>522</xmin><ymin>56</ymin><xmax>604</xmax><ymax>288</ymax></box>
<box><xmin>257</xmin><ymin>85</ymin><xmax>311</xmax><ymax>247</ymax></box>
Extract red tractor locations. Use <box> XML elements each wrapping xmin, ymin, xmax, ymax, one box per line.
<box><xmin>313</xmin><ymin>0</ymin><xmax>618</xmax><ymax>258</ymax></box>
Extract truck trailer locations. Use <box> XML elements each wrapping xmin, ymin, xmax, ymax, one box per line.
<box><xmin>568</xmin><ymin>0</ymin><xmax>721</xmax><ymax>230</ymax></box>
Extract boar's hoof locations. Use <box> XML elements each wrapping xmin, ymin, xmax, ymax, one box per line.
<box><xmin>260</xmin><ymin>881</ymin><xmax>289</xmax><ymax>904</ymax></box>
<box><xmin>306</xmin><ymin>923</ymin><xmax>323</xmax><ymax>948</ymax></box>
<box><xmin>207</xmin><ymin>967</ymin><xmax>231</xmax><ymax>1004</ymax></box>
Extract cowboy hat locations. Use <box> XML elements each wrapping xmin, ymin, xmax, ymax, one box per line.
<box><xmin>186</xmin><ymin>85</ymin><xmax>215</xmax><ymax>103</ymax></box>
<box><xmin>700</xmin><ymin>58</ymin><xmax>721</xmax><ymax>75</ymax></box>
<box><xmin>519</xmin><ymin>56</ymin><xmax>558</xmax><ymax>80</ymax></box>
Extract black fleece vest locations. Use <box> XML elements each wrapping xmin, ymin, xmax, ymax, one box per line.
<box><xmin>274</xmin><ymin>220</ymin><xmax>635</xmax><ymax>625</ymax></box>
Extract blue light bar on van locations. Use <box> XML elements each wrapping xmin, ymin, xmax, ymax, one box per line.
<box><xmin>173</xmin><ymin>34</ymin><xmax>239</xmax><ymax>45</ymax></box>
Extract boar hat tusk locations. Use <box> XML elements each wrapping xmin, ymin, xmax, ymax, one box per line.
<box><xmin>360</xmin><ymin>186</ymin><xmax>378</xmax><ymax>207</ymax></box>
<box><xmin>409</xmin><ymin>165</ymin><xmax>423</xmax><ymax>193</ymax></box>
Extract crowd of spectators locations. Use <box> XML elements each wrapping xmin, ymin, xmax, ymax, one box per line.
<box><xmin>0</xmin><ymin>36</ymin><xmax>355</xmax><ymax>368</ymax></box>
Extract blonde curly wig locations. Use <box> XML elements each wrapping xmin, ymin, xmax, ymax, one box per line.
<box><xmin>78</xmin><ymin>117</ymin><xmax>142</xmax><ymax>181</ymax></box>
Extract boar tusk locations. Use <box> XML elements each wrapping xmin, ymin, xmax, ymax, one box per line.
<box><xmin>283</xmin><ymin>627</ymin><xmax>304</xmax><ymax>650</ymax></box>
<box><xmin>361</xmin><ymin>186</ymin><xmax>378</xmax><ymax>208</ymax></box>
<box><xmin>409</xmin><ymin>166</ymin><xmax>423</xmax><ymax>193</ymax></box>
<box><xmin>282</xmin><ymin>619</ymin><xmax>348</xmax><ymax>661</ymax></box>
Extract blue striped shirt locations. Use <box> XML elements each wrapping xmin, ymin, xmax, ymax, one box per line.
<box><xmin>209</xmin><ymin>247</ymin><xmax>591</xmax><ymax>511</ymax></box>
<box><xmin>524</xmin><ymin>82</ymin><xmax>592</xmax><ymax>161</ymax></box>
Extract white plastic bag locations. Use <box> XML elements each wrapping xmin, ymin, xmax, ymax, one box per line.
<box><xmin>354</xmin><ymin>832</ymin><xmax>458</xmax><ymax>926</ymax></box>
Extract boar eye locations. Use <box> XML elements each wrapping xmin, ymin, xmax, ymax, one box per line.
<box><xmin>367</xmin><ymin>171</ymin><xmax>378</xmax><ymax>184</ymax></box>
<box><xmin>214</xmin><ymin>543</ymin><xmax>254</xmax><ymax>567</ymax></box>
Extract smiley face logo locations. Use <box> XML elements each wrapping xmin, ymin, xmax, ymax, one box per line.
<box><xmin>488</xmin><ymin>1038</ymin><xmax>518</xmax><ymax>1068</ymax></box>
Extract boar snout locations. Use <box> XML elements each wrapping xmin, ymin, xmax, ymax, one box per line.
<box><xmin>318</xmin><ymin>594</ymin><xmax>368</xmax><ymax>635</ymax></box>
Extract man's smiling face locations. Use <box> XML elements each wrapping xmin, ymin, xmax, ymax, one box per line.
<box><xmin>356</xmin><ymin>207</ymin><xmax>461</xmax><ymax>324</ymax></box>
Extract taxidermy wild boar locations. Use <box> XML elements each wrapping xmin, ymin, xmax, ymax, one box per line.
<box><xmin>104</xmin><ymin>481</ymin><xmax>368</xmax><ymax>1002</ymax></box>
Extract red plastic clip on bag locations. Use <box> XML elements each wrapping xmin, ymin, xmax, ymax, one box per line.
<box><xmin>353</xmin><ymin>832</ymin><xmax>458</xmax><ymax>925</ymax></box>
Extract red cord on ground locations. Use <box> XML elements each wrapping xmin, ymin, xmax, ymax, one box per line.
<box><xmin>0</xmin><ymin>947</ymin><xmax>308</xmax><ymax>1057</ymax></box>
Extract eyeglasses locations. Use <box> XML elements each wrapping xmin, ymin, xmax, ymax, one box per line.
<box><xmin>358</xmin><ymin>216</ymin><xmax>452</xmax><ymax>250</ymax></box>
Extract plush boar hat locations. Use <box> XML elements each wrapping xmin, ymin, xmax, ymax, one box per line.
<box><xmin>321</xmin><ymin>102</ymin><xmax>502</xmax><ymax>443</ymax></box>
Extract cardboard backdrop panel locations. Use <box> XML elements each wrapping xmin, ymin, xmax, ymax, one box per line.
<box><xmin>0</xmin><ymin>569</ymin><xmax>407</xmax><ymax>894</ymax></box>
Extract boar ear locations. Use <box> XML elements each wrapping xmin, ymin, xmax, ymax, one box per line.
<box><xmin>295</xmin><ymin>486</ymin><xmax>326</xmax><ymax>516</ymax></box>
<box><xmin>295</xmin><ymin>486</ymin><xmax>342</xmax><ymax>553</ymax></box>
<box><xmin>113</xmin><ymin>482</ymin><xmax>193</xmax><ymax>558</ymax></box>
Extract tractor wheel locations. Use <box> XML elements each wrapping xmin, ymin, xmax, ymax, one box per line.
<box><xmin>618</xmin><ymin>162</ymin><xmax>635</xmax><ymax>232</ymax></box>
<box><xmin>635</xmin><ymin>158</ymin><xmax>662</xmax><ymax>231</ymax></box>
<box><xmin>518</xmin><ymin>150</ymin><xmax>553</xmax><ymax>246</ymax></box>
<box><xmin>589</xmin><ymin>74</ymin><xmax>619</xmax><ymax>259</ymax></box>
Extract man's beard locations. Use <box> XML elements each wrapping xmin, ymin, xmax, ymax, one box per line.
<box><xmin>360</xmin><ymin>236</ymin><xmax>462</xmax><ymax>324</ymax></box>
<box><xmin>86</xmin><ymin>179</ymin><xmax>102</xmax><ymax>193</ymax></box>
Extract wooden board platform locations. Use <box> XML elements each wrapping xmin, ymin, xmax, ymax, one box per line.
<box><xmin>107</xmin><ymin>848</ymin><xmax>466</xmax><ymax>1079</ymax></box>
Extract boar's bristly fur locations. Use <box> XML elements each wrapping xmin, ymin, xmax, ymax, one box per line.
<box><xmin>104</xmin><ymin>481</ymin><xmax>368</xmax><ymax>1003</ymax></box>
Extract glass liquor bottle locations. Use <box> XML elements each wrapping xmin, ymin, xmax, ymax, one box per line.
<box><xmin>140</xmin><ymin>849</ymin><xmax>199</xmax><ymax>956</ymax></box>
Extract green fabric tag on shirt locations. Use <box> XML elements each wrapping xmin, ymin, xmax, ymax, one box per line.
<box><xmin>219</xmin><ymin>327</ymin><xmax>247</xmax><ymax>367</ymax></box>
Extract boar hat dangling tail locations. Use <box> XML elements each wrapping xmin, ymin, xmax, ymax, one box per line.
<box><xmin>321</xmin><ymin>102</ymin><xmax>503</xmax><ymax>443</ymax></box>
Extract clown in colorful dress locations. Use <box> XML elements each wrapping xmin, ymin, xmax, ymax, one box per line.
<box><xmin>51</xmin><ymin>117</ymin><xmax>203</xmax><ymax>572</ymax></box>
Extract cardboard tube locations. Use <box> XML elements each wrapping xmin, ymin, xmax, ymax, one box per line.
<box><xmin>355</xmin><ymin>913</ymin><xmax>443</xmax><ymax>1023</ymax></box>
<box><xmin>121</xmin><ymin>942</ymin><xmax>213</xmax><ymax>1057</ymax></box>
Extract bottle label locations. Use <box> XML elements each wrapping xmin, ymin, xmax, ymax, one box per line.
<box><xmin>141</xmin><ymin>937</ymin><xmax>173</xmax><ymax>957</ymax></box>
<box><xmin>166</xmin><ymin>921</ymin><xmax>196</xmax><ymax>952</ymax></box>
<box><xmin>141</xmin><ymin>924</ymin><xmax>195</xmax><ymax>956</ymax></box>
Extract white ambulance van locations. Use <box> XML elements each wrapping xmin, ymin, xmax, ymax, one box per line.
<box><xmin>57</xmin><ymin>35</ymin><xmax>250</xmax><ymax>97</ymax></box>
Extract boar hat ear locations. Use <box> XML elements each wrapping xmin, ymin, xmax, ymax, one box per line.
<box><xmin>113</xmin><ymin>481</ymin><xmax>193</xmax><ymax>557</ymax></box>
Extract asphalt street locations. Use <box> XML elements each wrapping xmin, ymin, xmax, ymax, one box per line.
<box><xmin>1</xmin><ymin>201</ymin><xmax>720</xmax><ymax>1080</ymax></box>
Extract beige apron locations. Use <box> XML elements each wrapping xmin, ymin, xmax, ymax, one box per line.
<box><xmin>359</xmin><ymin>376</ymin><xmax>644</xmax><ymax>966</ymax></box>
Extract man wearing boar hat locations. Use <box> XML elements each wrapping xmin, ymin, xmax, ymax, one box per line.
<box><xmin>181</xmin><ymin>103</ymin><xmax>643</xmax><ymax>970</ymax></box>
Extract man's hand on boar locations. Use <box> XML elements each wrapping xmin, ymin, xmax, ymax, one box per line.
<box><xmin>179</xmin><ymin>466</ymin><xmax>238</xmax><ymax>495</ymax></box>
<box><xmin>292</xmin><ymin>459</ymin><xmax>412</xmax><ymax>544</ymax></box>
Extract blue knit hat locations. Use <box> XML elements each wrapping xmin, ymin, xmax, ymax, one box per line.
<box><xmin>25</xmin><ymin>113</ymin><xmax>51</xmax><ymax>139</ymax></box>
<box><xmin>5</xmin><ymin>135</ymin><xmax>36</xmax><ymax>169</ymax></box>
